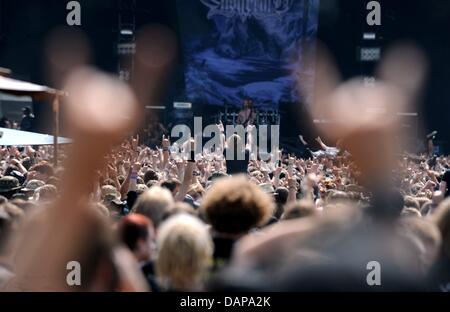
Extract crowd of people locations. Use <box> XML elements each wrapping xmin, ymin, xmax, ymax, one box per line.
<box><xmin>0</xmin><ymin>108</ymin><xmax>36</xmax><ymax>132</ymax></box>
<box><xmin>0</xmin><ymin>126</ymin><xmax>449</xmax><ymax>292</ymax></box>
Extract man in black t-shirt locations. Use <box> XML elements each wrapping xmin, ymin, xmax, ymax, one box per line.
<box><xmin>225</xmin><ymin>148</ymin><xmax>250</xmax><ymax>175</ymax></box>
<box><xmin>441</xmin><ymin>169</ymin><xmax>450</xmax><ymax>198</ymax></box>
<box><xmin>20</xmin><ymin>108</ymin><xmax>35</xmax><ymax>132</ymax></box>
<box><xmin>224</xmin><ymin>134</ymin><xmax>250</xmax><ymax>175</ymax></box>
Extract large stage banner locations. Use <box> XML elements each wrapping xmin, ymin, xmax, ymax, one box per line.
<box><xmin>176</xmin><ymin>0</ymin><xmax>320</xmax><ymax>109</ymax></box>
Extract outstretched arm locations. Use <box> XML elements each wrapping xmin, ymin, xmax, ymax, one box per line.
<box><xmin>299</xmin><ymin>135</ymin><xmax>308</xmax><ymax>146</ymax></box>
<box><xmin>175</xmin><ymin>139</ymin><xmax>195</xmax><ymax>202</ymax></box>
<box><xmin>161</xmin><ymin>135</ymin><xmax>170</xmax><ymax>169</ymax></box>
<box><xmin>246</xmin><ymin>125</ymin><xmax>256</xmax><ymax>155</ymax></box>
<box><xmin>316</xmin><ymin>137</ymin><xmax>331</xmax><ymax>151</ymax></box>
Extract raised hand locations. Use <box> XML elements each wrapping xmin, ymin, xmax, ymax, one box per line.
<box><xmin>108</xmin><ymin>164</ymin><xmax>118</xmax><ymax>178</ymax></box>
<box><xmin>197</xmin><ymin>159</ymin><xmax>205</xmax><ymax>172</ymax></box>
<box><xmin>123</xmin><ymin>159</ymin><xmax>131</xmax><ymax>172</ymax></box>
<box><xmin>299</xmin><ymin>44</ymin><xmax>427</xmax><ymax>187</ymax></box>
<box><xmin>9</xmin><ymin>158</ymin><xmax>21</xmax><ymax>167</ymax></box>
<box><xmin>12</xmin><ymin>26</ymin><xmax>176</xmax><ymax>291</ymax></box>
<box><xmin>217</xmin><ymin>120</ymin><xmax>224</xmax><ymax>133</ymax></box>
<box><xmin>162</xmin><ymin>134</ymin><xmax>170</xmax><ymax>149</ymax></box>
<box><xmin>131</xmin><ymin>134</ymin><xmax>139</xmax><ymax>151</ymax></box>
<box><xmin>9</xmin><ymin>146</ymin><xmax>20</xmax><ymax>158</ymax></box>
<box><xmin>0</xmin><ymin>147</ymin><xmax>7</xmax><ymax>158</ymax></box>
<box><xmin>274</xmin><ymin>165</ymin><xmax>283</xmax><ymax>177</ymax></box>
<box><xmin>25</xmin><ymin>146</ymin><xmax>36</xmax><ymax>157</ymax></box>
<box><xmin>132</xmin><ymin>162</ymin><xmax>142</xmax><ymax>174</ymax></box>
<box><xmin>299</xmin><ymin>135</ymin><xmax>308</xmax><ymax>146</ymax></box>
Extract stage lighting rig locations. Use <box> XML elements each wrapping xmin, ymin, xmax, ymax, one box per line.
<box><xmin>116</xmin><ymin>0</ymin><xmax>136</xmax><ymax>82</ymax></box>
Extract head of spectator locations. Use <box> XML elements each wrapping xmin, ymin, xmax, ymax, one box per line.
<box><xmin>163</xmin><ymin>202</ymin><xmax>198</xmax><ymax>221</ymax></box>
<box><xmin>33</xmin><ymin>185</ymin><xmax>58</xmax><ymax>202</ymax></box>
<box><xmin>146</xmin><ymin>180</ymin><xmax>159</xmax><ymax>189</ymax></box>
<box><xmin>46</xmin><ymin>177</ymin><xmax>60</xmax><ymax>188</ymax></box>
<box><xmin>103</xmin><ymin>193</ymin><xmax>123</xmax><ymax>219</ymax></box>
<box><xmin>91</xmin><ymin>202</ymin><xmax>110</xmax><ymax>218</ymax></box>
<box><xmin>325</xmin><ymin>190</ymin><xmax>350</xmax><ymax>205</ymax></box>
<box><xmin>21</xmin><ymin>180</ymin><xmax>45</xmax><ymax>199</ymax></box>
<box><xmin>132</xmin><ymin>186</ymin><xmax>174</xmax><ymax>228</ymax></box>
<box><xmin>432</xmin><ymin>198</ymin><xmax>450</xmax><ymax>260</ymax></box>
<box><xmin>10</xmin><ymin>199</ymin><xmax>37</xmax><ymax>212</ymax></box>
<box><xmin>401</xmin><ymin>207</ymin><xmax>422</xmax><ymax>218</ymax></box>
<box><xmin>187</xmin><ymin>183</ymin><xmax>205</xmax><ymax>202</ymax></box>
<box><xmin>4</xmin><ymin>165</ymin><xmax>26</xmax><ymax>185</ymax></box>
<box><xmin>404</xmin><ymin>196</ymin><xmax>421</xmax><ymax>211</ymax></box>
<box><xmin>0</xmin><ymin>176</ymin><xmax>22</xmax><ymax>200</ymax></box>
<box><xmin>118</xmin><ymin>214</ymin><xmax>155</xmax><ymax>263</ymax></box>
<box><xmin>208</xmin><ymin>172</ymin><xmax>228</xmax><ymax>183</ymax></box>
<box><xmin>416</xmin><ymin>197</ymin><xmax>432</xmax><ymax>210</ymax></box>
<box><xmin>28</xmin><ymin>163</ymin><xmax>54</xmax><ymax>183</ymax></box>
<box><xmin>160</xmin><ymin>179</ymin><xmax>181</xmax><ymax>197</ymax></box>
<box><xmin>400</xmin><ymin>217</ymin><xmax>441</xmax><ymax>274</ymax></box>
<box><xmin>22</xmin><ymin>107</ymin><xmax>32</xmax><ymax>117</ymax></box>
<box><xmin>156</xmin><ymin>214</ymin><xmax>213</xmax><ymax>291</ymax></box>
<box><xmin>101</xmin><ymin>185</ymin><xmax>120</xmax><ymax>200</ymax></box>
<box><xmin>201</xmin><ymin>175</ymin><xmax>274</xmax><ymax>237</ymax></box>
<box><xmin>135</xmin><ymin>184</ymin><xmax>148</xmax><ymax>196</ymax></box>
<box><xmin>21</xmin><ymin>157</ymin><xmax>33</xmax><ymax>171</ymax></box>
<box><xmin>282</xmin><ymin>200</ymin><xmax>317</xmax><ymax>221</ymax></box>
<box><xmin>12</xmin><ymin>207</ymin><xmax>147</xmax><ymax>291</ymax></box>
<box><xmin>143</xmin><ymin>169</ymin><xmax>158</xmax><ymax>185</ymax></box>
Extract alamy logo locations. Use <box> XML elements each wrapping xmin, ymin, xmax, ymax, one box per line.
<box><xmin>66</xmin><ymin>1</ymin><xmax>81</xmax><ymax>26</ymax></box>
<box><xmin>171</xmin><ymin>117</ymin><xmax>280</xmax><ymax>161</ymax></box>
<box><xmin>66</xmin><ymin>261</ymin><xmax>81</xmax><ymax>286</ymax></box>
<box><xmin>366</xmin><ymin>261</ymin><xmax>381</xmax><ymax>286</ymax></box>
<box><xmin>366</xmin><ymin>1</ymin><xmax>381</xmax><ymax>26</ymax></box>
<box><xmin>200</xmin><ymin>0</ymin><xmax>294</xmax><ymax>21</ymax></box>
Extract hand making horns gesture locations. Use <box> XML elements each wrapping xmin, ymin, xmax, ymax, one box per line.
<box><xmin>11</xmin><ymin>25</ymin><xmax>177</xmax><ymax>292</ymax></box>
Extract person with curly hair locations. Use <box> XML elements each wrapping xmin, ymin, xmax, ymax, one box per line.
<box><xmin>201</xmin><ymin>175</ymin><xmax>274</xmax><ymax>269</ymax></box>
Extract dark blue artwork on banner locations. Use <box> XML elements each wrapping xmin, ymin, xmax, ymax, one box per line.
<box><xmin>176</xmin><ymin>0</ymin><xmax>320</xmax><ymax>109</ymax></box>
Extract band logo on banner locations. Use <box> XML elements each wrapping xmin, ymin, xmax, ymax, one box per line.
<box><xmin>200</xmin><ymin>0</ymin><xmax>294</xmax><ymax>21</ymax></box>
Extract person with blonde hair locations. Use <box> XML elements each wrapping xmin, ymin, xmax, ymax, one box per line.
<box><xmin>156</xmin><ymin>214</ymin><xmax>213</xmax><ymax>291</ymax></box>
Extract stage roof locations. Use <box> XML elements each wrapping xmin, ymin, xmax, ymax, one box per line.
<box><xmin>0</xmin><ymin>75</ymin><xmax>64</xmax><ymax>100</ymax></box>
<box><xmin>0</xmin><ymin>127</ymin><xmax>72</xmax><ymax>146</ymax></box>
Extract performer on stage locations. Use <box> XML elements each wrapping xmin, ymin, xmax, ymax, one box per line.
<box><xmin>237</xmin><ymin>99</ymin><xmax>256</xmax><ymax>127</ymax></box>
